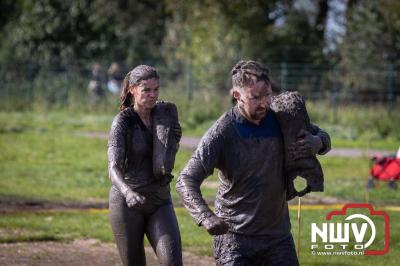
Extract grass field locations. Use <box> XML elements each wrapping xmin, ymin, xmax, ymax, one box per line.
<box><xmin>1</xmin><ymin>110</ymin><xmax>399</xmax><ymax>264</ymax></box>
<box><xmin>1</xmin><ymin>111</ymin><xmax>398</xmax><ymax>205</ymax></box>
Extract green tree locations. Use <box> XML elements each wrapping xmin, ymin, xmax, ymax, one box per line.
<box><xmin>0</xmin><ymin>0</ymin><xmax>168</xmax><ymax>66</ymax></box>
<box><xmin>338</xmin><ymin>0</ymin><xmax>400</xmax><ymax>96</ymax></box>
<box><xmin>162</xmin><ymin>0</ymin><xmax>330</xmax><ymax>93</ymax></box>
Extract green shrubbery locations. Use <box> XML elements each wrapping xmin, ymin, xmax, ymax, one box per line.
<box><xmin>307</xmin><ymin>101</ymin><xmax>400</xmax><ymax>149</ymax></box>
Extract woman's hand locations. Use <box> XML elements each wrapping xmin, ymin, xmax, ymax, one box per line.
<box><xmin>124</xmin><ymin>188</ymin><xmax>146</xmax><ymax>208</ymax></box>
<box><xmin>288</xmin><ymin>129</ymin><xmax>322</xmax><ymax>160</ymax></box>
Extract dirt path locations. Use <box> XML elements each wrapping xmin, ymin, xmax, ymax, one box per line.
<box><xmin>78</xmin><ymin>132</ymin><xmax>392</xmax><ymax>158</ymax></box>
<box><xmin>0</xmin><ymin>239</ymin><xmax>215</xmax><ymax>266</ymax></box>
<box><xmin>0</xmin><ymin>197</ymin><xmax>107</xmax><ymax>214</ymax></box>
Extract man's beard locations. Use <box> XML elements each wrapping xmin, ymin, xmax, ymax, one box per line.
<box><xmin>250</xmin><ymin>108</ymin><xmax>267</xmax><ymax>120</ymax></box>
<box><xmin>238</xmin><ymin>104</ymin><xmax>267</xmax><ymax>121</ymax></box>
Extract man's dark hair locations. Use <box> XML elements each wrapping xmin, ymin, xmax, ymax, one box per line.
<box><xmin>231</xmin><ymin>60</ymin><xmax>270</xmax><ymax>89</ymax></box>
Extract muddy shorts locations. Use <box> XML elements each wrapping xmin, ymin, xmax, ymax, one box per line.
<box><xmin>213</xmin><ymin>233</ymin><xmax>299</xmax><ymax>266</ymax></box>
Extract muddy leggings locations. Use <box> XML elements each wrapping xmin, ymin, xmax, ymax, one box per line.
<box><xmin>109</xmin><ymin>186</ymin><xmax>182</xmax><ymax>266</ymax></box>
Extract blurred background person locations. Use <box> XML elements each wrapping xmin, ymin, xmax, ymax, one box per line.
<box><xmin>88</xmin><ymin>62</ymin><xmax>105</xmax><ymax>104</ymax></box>
<box><xmin>107</xmin><ymin>62</ymin><xmax>124</xmax><ymax>95</ymax></box>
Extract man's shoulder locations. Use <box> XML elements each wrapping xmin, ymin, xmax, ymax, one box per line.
<box><xmin>202</xmin><ymin>108</ymin><xmax>235</xmax><ymax>139</ymax></box>
<box><xmin>213</xmin><ymin>108</ymin><xmax>235</xmax><ymax>130</ymax></box>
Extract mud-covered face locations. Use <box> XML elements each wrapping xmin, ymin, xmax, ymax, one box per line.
<box><xmin>234</xmin><ymin>80</ymin><xmax>272</xmax><ymax>123</ymax></box>
<box><xmin>130</xmin><ymin>78</ymin><xmax>159</xmax><ymax>110</ymax></box>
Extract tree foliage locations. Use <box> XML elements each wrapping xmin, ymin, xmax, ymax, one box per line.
<box><xmin>338</xmin><ymin>0</ymin><xmax>400</xmax><ymax>93</ymax></box>
<box><xmin>0</xmin><ymin>0</ymin><xmax>168</xmax><ymax>66</ymax></box>
<box><xmin>162</xmin><ymin>0</ymin><xmax>330</xmax><ymax>91</ymax></box>
<box><xmin>0</xmin><ymin>0</ymin><xmax>398</xmax><ymax>99</ymax></box>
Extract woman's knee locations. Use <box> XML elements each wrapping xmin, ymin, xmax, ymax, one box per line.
<box><xmin>147</xmin><ymin>204</ymin><xmax>182</xmax><ymax>265</ymax></box>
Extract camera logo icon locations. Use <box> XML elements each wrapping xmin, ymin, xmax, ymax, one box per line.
<box><xmin>310</xmin><ymin>203</ymin><xmax>390</xmax><ymax>256</ymax></box>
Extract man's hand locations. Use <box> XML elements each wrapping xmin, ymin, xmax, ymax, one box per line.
<box><xmin>288</xmin><ymin>129</ymin><xmax>322</xmax><ymax>160</ymax></box>
<box><xmin>201</xmin><ymin>214</ymin><xmax>229</xmax><ymax>235</ymax></box>
<box><xmin>124</xmin><ymin>188</ymin><xmax>146</xmax><ymax>208</ymax></box>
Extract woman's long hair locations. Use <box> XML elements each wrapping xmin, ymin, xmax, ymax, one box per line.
<box><xmin>119</xmin><ymin>65</ymin><xmax>159</xmax><ymax>110</ymax></box>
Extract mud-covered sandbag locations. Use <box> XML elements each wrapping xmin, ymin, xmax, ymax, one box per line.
<box><xmin>270</xmin><ymin>91</ymin><xmax>323</xmax><ymax>200</ymax></box>
<box><xmin>152</xmin><ymin>101</ymin><xmax>181</xmax><ymax>185</ymax></box>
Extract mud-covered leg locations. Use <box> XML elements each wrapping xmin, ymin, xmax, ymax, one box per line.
<box><xmin>146</xmin><ymin>203</ymin><xmax>182</xmax><ymax>266</ymax></box>
<box><xmin>109</xmin><ymin>186</ymin><xmax>146</xmax><ymax>266</ymax></box>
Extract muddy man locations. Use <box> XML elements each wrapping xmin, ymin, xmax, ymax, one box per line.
<box><xmin>176</xmin><ymin>60</ymin><xmax>331</xmax><ymax>265</ymax></box>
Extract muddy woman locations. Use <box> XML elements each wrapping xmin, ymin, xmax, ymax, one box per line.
<box><xmin>107</xmin><ymin>65</ymin><xmax>182</xmax><ymax>266</ymax></box>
